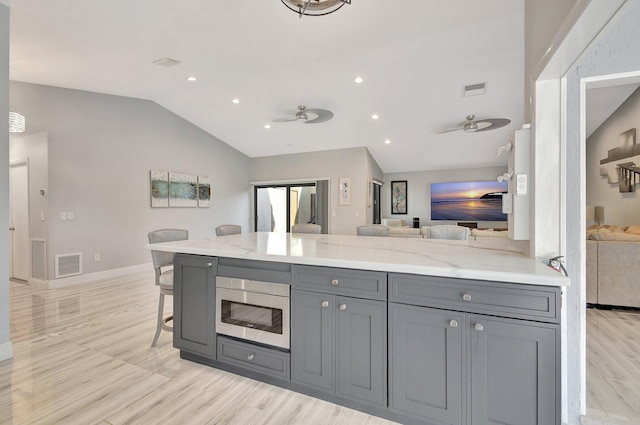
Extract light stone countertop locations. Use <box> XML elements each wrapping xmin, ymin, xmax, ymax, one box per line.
<box><xmin>145</xmin><ymin>232</ymin><xmax>569</xmax><ymax>287</ymax></box>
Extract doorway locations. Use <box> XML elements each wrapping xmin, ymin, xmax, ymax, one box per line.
<box><xmin>254</xmin><ymin>183</ymin><xmax>318</xmax><ymax>233</ymax></box>
<box><xmin>9</xmin><ymin>159</ymin><xmax>30</xmax><ymax>282</ymax></box>
<box><xmin>372</xmin><ymin>179</ymin><xmax>382</xmax><ymax>224</ymax></box>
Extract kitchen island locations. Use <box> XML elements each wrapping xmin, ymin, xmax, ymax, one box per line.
<box><xmin>147</xmin><ymin>232</ymin><xmax>568</xmax><ymax>425</ymax></box>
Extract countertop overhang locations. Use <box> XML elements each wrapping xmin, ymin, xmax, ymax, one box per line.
<box><xmin>145</xmin><ymin>232</ymin><xmax>569</xmax><ymax>287</ymax></box>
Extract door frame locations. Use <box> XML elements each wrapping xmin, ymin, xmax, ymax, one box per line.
<box><xmin>9</xmin><ymin>158</ymin><xmax>30</xmax><ymax>281</ymax></box>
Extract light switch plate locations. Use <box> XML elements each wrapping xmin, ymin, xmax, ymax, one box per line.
<box><xmin>67</xmin><ymin>211</ymin><xmax>74</xmax><ymax>220</ymax></box>
<box><xmin>60</xmin><ymin>212</ymin><xmax>67</xmax><ymax>221</ymax></box>
<box><xmin>516</xmin><ymin>174</ymin><xmax>528</xmax><ymax>195</ymax></box>
<box><xmin>502</xmin><ymin>193</ymin><xmax>513</xmax><ymax>214</ymax></box>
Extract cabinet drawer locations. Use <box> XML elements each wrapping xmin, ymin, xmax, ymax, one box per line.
<box><xmin>292</xmin><ymin>265</ymin><xmax>386</xmax><ymax>299</ymax></box>
<box><xmin>217</xmin><ymin>336</ymin><xmax>290</xmax><ymax>380</ymax></box>
<box><xmin>389</xmin><ymin>273</ymin><xmax>560</xmax><ymax>323</ymax></box>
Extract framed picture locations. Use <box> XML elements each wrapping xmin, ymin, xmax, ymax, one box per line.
<box><xmin>150</xmin><ymin>170</ymin><xmax>169</xmax><ymax>207</ymax></box>
<box><xmin>168</xmin><ymin>172</ymin><xmax>198</xmax><ymax>207</ymax></box>
<box><xmin>339</xmin><ymin>177</ymin><xmax>351</xmax><ymax>205</ymax></box>
<box><xmin>197</xmin><ymin>176</ymin><xmax>211</xmax><ymax>207</ymax></box>
<box><xmin>391</xmin><ymin>180</ymin><xmax>407</xmax><ymax>214</ymax></box>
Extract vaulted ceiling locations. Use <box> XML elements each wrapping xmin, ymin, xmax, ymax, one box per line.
<box><xmin>8</xmin><ymin>0</ymin><xmax>526</xmax><ymax>172</ymax></box>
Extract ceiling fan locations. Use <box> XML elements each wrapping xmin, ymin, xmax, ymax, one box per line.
<box><xmin>273</xmin><ymin>105</ymin><xmax>334</xmax><ymax>124</ymax></box>
<box><xmin>436</xmin><ymin>114</ymin><xmax>511</xmax><ymax>134</ymax></box>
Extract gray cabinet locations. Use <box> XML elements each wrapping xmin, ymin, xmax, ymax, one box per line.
<box><xmin>173</xmin><ymin>254</ymin><xmax>217</xmax><ymax>358</ymax></box>
<box><xmin>389</xmin><ymin>303</ymin><xmax>464</xmax><ymax>425</ymax></box>
<box><xmin>469</xmin><ymin>315</ymin><xmax>558</xmax><ymax>425</ymax></box>
<box><xmin>291</xmin><ymin>289</ymin><xmax>387</xmax><ymax>407</ymax></box>
<box><xmin>389</xmin><ymin>272</ymin><xmax>560</xmax><ymax>425</ymax></box>
<box><xmin>291</xmin><ymin>290</ymin><xmax>335</xmax><ymax>392</ymax></box>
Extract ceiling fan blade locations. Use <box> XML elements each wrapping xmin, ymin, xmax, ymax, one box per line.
<box><xmin>436</xmin><ymin>127</ymin><xmax>463</xmax><ymax>134</ymax></box>
<box><xmin>303</xmin><ymin>109</ymin><xmax>334</xmax><ymax>124</ymax></box>
<box><xmin>474</xmin><ymin>118</ymin><xmax>511</xmax><ymax>132</ymax></box>
<box><xmin>272</xmin><ymin>116</ymin><xmax>299</xmax><ymax>122</ymax></box>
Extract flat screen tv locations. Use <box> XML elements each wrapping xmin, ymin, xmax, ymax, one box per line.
<box><xmin>430</xmin><ymin>180</ymin><xmax>508</xmax><ymax>221</ymax></box>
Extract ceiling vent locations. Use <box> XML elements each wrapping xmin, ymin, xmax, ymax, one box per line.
<box><xmin>152</xmin><ymin>57</ymin><xmax>181</xmax><ymax>67</ymax></box>
<box><xmin>463</xmin><ymin>82</ymin><xmax>487</xmax><ymax>97</ymax></box>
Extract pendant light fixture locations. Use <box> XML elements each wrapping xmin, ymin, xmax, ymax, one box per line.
<box><xmin>9</xmin><ymin>111</ymin><xmax>26</xmax><ymax>133</ymax></box>
<box><xmin>281</xmin><ymin>0</ymin><xmax>351</xmax><ymax>18</ymax></box>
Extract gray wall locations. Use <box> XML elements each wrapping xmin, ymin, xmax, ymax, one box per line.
<box><xmin>564</xmin><ymin>2</ymin><xmax>640</xmax><ymax>423</ymax></box>
<box><xmin>10</xmin><ymin>82</ymin><xmax>251</xmax><ymax>279</ymax></box>
<box><xmin>382</xmin><ymin>166</ymin><xmax>507</xmax><ymax>229</ymax></box>
<box><xmin>0</xmin><ymin>3</ymin><xmax>11</xmax><ymax>360</ymax></box>
<box><xmin>250</xmin><ymin>147</ymin><xmax>383</xmax><ymax>235</ymax></box>
<box><xmin>586</xmin><ymin>87</ymin><xmax>640</xmax><ymax>225</ymax></box>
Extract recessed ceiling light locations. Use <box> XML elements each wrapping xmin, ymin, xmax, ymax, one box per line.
<box><xmin>384</xmin><ymin>139</ymin><xmax>391</xmax><ymax>144</ymax></box>
<box><xmin>354</xmin><ymin>76</ymin><xmax>364</xmax><ymax>84</ymax></box>
<box><xmin>371</xmin><ymin>114</ymin><xmax>379</xmax><ymax>120</ymax></box>
<box><xmin>232</xmin><ymin>98</ymin><xmax>240</xmax><ymax>104</ymax></box>
<box><xmin>264</xmin><ymin>124</ymin><xmax>271</xmax><ymax>129</ymax></box>
<box><xmin>186</xmin><ymin>76</ymin><xmax>197</xmax><ymax>82</ymax></box>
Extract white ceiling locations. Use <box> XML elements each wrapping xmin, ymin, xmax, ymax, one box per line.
<box><xmin>8</xmin><ymin>0</ymin><xmax>527</xmax><ymax>173</ymax></box>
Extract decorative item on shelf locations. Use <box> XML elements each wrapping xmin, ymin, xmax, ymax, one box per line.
<box><xmin>281</xmin><ymin>0</ymin><xmax>351</xmax><ymax>18</ymax></box>
<box><xmin>497</xmin><ymin>169</ymin><xmax>514</xmax><ymax>183</ymax></box>
<box><xmin>9</xmin><ymin>111</ymin><xmax>26</xmax><ymax>133</ymax></box>
<box><xmin>391</xmin><ymin>180</ymin><xmax>407</xmax><ymax>215</ymax></box>
<box><xmin>496</xmin><ymin>141</ymin><xmax>513</xmax><ymax>158</ymax></box>
<box><xmin>338</xmin><ymin>177</ymin><xmax>351</xmax><ymax>205</ymax></box>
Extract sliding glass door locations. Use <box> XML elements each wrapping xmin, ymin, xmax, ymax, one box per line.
<box><xmin>255</xmin><ymin>183</ymin><xmax>320</xmax><ymax>233</ymax></box>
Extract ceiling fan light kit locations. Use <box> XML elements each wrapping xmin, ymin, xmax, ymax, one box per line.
<box><xmin>281</xmin><ymin>0</ymin><xmax>351</xmax><ymax>18</ymax></box>
<box><xmin>273</xmin><ymin>105</ymin><xmax>334</xmax><ymax>124</ymax></box>
<box><xmin>437</xmin><ymin>114</ymin><xmax>511</xmax><ymax>134</ymax></box>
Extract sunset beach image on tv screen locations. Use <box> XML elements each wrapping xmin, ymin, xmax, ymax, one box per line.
<box><xmin>430</xmin><ymin>181</ymin><xmax>508</xmax><ymax>221</ymax></box>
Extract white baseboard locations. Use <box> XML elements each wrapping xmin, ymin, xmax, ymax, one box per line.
<box><xmin>48</xmin><ymin>263</ymin><xmax>152</xmax><ymax>289</ymax></box>
<box><xmin>0</xmin><ymin>341</ymin><xmax>13</xmax><ymax>362</ymax></box>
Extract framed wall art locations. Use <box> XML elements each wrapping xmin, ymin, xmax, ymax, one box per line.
<box><xmin>339</xmin><ymin>177</ymin><xmax>351</xmax><ymax>205</ymax></box>
<box><xmin>391</xmin><ymin>180</ymin><xmax>407</xmax><ymax>214</ymax></box>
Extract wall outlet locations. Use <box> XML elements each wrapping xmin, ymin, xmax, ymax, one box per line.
<box><xmin>94</xmin><ymin>253</ymin><xmax>101</xmax><ymax>262</ymax></box>
<box><xmin>40</xmin><ymin>212</ymin><xmax>45</xmax><ymax>221</ymax></box>
<box><xmin>60</xmin><ymin>212</ymin><xmax>67</xmax><ymax>221</ymax></box>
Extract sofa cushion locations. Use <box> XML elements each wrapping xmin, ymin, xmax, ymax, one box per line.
<box><xmin>381</xmin><ymin>218</ymin><xmax>405</xmax><ymax>228</ymax></box>
<box><xmin>470</xmin><ymin>229</ymin><xmax>508</xmax><ymax>238</ymax></box>
<box><xmin>625</xmin><ymin>225</ymin><xmax>640</xmax><ymax>235</ymax></box>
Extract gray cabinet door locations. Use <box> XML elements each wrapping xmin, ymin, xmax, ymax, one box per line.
<box><xmin>469</xmin><ymin>315</ymin><xmax>559</xmax><ymax>425</ymax></box>
<box><xmin>336</xmin><ymin>297</ymin><xmax>387</xmax><ymax>406</ymax></box>
<box><xmin>389</xmin><ymin>303</ymin><xmax>464</xmax><ymax>425</ymax></box>
<box><xmin>173</xmin><ymin>254</ymin><xmax>217</xmax><ymax>358</ymax></box>
<box><xmin>291</xmin><ymin>290</ymin><xmax>335</xmax><ymax>392</ymax></box>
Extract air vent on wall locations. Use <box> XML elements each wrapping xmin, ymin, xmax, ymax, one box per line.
<box><xmin>463</xmin><ymin>82</ymin><xmax>487</xmax><ymax>97</ymax></box>
<box><xmin>31</xmin><ymin>239</ymin><xmax>46</xmax><ymax>280</ymax></box>
<box><xmin>55</xmin><ymin>253</ymin><xmax>82</xmax><ymax>279</ymax></box>
<box><xmin>152</xmin><ymin>57</ymin><xmax>181</xmax><ymax>67</ymax></box>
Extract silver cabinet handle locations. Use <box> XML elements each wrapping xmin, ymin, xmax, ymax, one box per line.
<box><xmin>462</xmin><ymin>293</ymin><xmax>472</xmax><ymax>301</ymax></box>
<box><xmin>331</xmin><ymin>279</ymin><xmax>339</xmax><ymax>285</ymax></box>
<box><xmin>321</xmin><ymin>301</ymin><xmax>329</xmax><ymax>307</ymax></box>
<box><xmin>9</xmin><ymin>227</ymin><xmax>15</xmax><ymax>231</ymax></box>
<box><xmin>339</xmin><ymin>304</ymin><xmax>347</xmax><ymax>311</ymax></box>
<box><xmin>247</xmin><ymin>354</ymin><xmax>254</xmax><ymax>361</ymax></box>
<box><xmin>449</xmin><ymin>320</ymin><xmax>458</xmax><ymax>328</ymax></box>
<box><xmin>474</xmin><ymin>323</ymin><xmax>484</xmax><ymax>332</ymax></box>
<box><xmin>205</xmin><ymin>262</ymin><xmax>213</xmax><ymax>267</ymax></box>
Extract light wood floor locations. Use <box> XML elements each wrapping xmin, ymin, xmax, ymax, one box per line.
<box><xmin>4</xmin><ymin>272</ymin><xmax>639</xmax><ymax>425</ymax></box>
<box><xmin>1</xmin><ymin>271</ymin><xmax>399</xmax><ymax>425</ymax></box>
<box><xmin>586</xmin><ymin>307</ymin><xmax>640</xmax><ymax>425</ymax></box>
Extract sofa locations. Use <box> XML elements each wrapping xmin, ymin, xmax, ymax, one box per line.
<box><xmin>381</xmin><ymin>218</ymin><xmax>421</xmax><ymax>237</ymax></box>
<box><xmin>586</xmin><ymin>225</ymin><xmax>640</xmax><ymax>308</ymax></box>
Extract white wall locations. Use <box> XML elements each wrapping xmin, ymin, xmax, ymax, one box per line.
<box><xmin>0</xmin><ymin>3</ymin><xmax>12</xmax><ymax>361</ymax></box>
<box><xmin>586</xmin><ymin>87</ymin><xmax>640</xmax><ymax>225</ymax></box>
<box><xmin>10</xmin><ymin>82</ymin><xmax>251</xmax><ymax>279</ymax></box>
<box><xmin>382</xmin><ymin>166</ymin><xmax>507</xmax><ymax>228</ymax></box>
<box><xmin>563</xmin><ymin>2</ymin><xmax>640</xmax><ymax>423</ymax></box>
<box><xmin>250</xmin><ymin>147</ymin><xmax>383</xmax><ymax>235</ymax></box>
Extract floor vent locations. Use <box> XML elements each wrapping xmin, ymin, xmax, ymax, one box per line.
<box><xmin>55</xmin><ymin>252</ymin><xmax>82</xmax><ymax>279</ymax></box>
<box><xmin>31</xmin><ymin>239</ymin><xmax>46</xmax><ymax>280</ymax></box>
<box><xmin>463</xmin><ymin>82</ymin><xmax>487</xmax><ymax>96</ymax></box>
